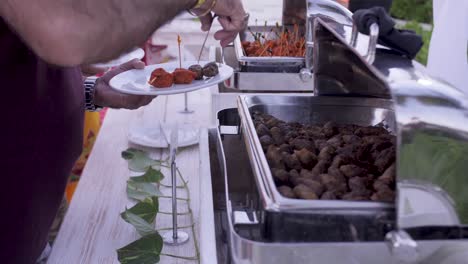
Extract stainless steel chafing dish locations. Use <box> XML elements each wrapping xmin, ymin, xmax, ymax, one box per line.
<box><xmin>221</xmin><ymin>0</ymin><xmax>357</xmax><ymax>92</ymax></box>
<box><xmin>209</xmin><ymin>5</ymin><xmax>468</xmax><ymax>263</ymax></box>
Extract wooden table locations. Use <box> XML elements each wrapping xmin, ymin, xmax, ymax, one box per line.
<box><xmin>48</xmin><ymin>88</ymin><xmax>218</xmax><ymax>264</ymax></box>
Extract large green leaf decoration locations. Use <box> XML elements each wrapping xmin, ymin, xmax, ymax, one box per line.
<box><xmin>117</xmin><ymin>232</ymin><xmax>163</xmax><ymax>264</ymax></box>
<box><xmin>122</xmin><ymin>148</ymin><xmax>159</xmax><ymax>172</ymax></box>
<box><xmin>121</xmin><ymin>211</ymin><xmax>155</xmax><ymax>237</ymax></box>
<box><xmin>122</xmin><ymin>197</ymin><xmax>159</xmax><ymax>224</ymax></box>
<box><xmin>131</xmin><ymin>167</ymin><xmax>164</xmax><ymax>183</ymax></box>
<box><xmin>127</xmin><ymin>181</ymin><xmax>163</xmax><ymax>201</ymax></box>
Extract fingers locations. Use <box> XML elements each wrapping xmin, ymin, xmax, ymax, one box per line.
<box><xmin>214</xmin><ymin>30</ymin><xmax>237</xmax><ymax>47</ymax></box>
<box><xmin>100</xmin><ymin>59</ymin><xmax>145</xmax><ymax>83</ymax></box>
<box><xmin>214</xmin><ymin>15</ymin><xmax>247</xmax><ymax>47</ymax></box>
<box><xmin>81</xmin><ymin>65</ymin><xmax>109</xmax><ymax>77</ymax></box>
<box><xmin>199</xmin><ymin>13</ymin><xmax>214</xmax><ymax>31</ymax></box>
<box><xmin>218</xmin><ymin>16</ymin><xmax>243</xmax><ymax>32</ymax></box>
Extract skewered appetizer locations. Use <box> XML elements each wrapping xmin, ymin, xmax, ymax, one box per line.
<box><xmin>242</xmin><ymin>24</ymin><xmax>305</xmax><ymax>57</ymax></box>
<box><xmin>148</xmin><ymin>62</ymin><xmax>220</xmax><ymax>88</ymax></box>
<box><xmin>148</xmin><ymin>68</ymin><xmax>173</xmax><ymax>88</ymax></box>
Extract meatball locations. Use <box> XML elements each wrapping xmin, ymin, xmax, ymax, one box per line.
<box><xmin>295</xmin><ymin>178</ymin><xmax>324</xmax><ymax>196</ymax></box>
<box><xmin>282</xmin><ymin>152</ymin><xmax>302</xmax><ymax>170</ymax></box>
<box><xmin>293</xmin><ymin>184</ymin><xmax>319</xmax><ymax>200</ymax></box>
<box><xmin>278</xmin><ymin>186</ymin><xmax>296</xmax><ymax>198</ymax></box>
<box><xmin>148</xmin><ymin>68</ymin><xmax>174</xmax><ymax>88</ymax></box>
<box><xmin>256</xmin><ymin>124</ymin><xmax>270</xmax><ymax>137</ymax></box>
<box><xmin>188</xmin><ymin>64</ymin><xmax>204</xmax><ymax>80</ymax></box>
<box><xmin>295</xmin><ymin>148</ymin><xmax>318</xmax><ymax>168</ymax></box>
<box><xmin>173</xmin><ymin>68</ymin><xmax>197</xmax><ymax>84</ymax></box>
<box><xmin>340</xmin><ymin>164</ymin><xmax>366</xmax><ymax>178</ymax></box>
<box><xmin>270</xmin><ymin>127</ymin><xmax>285</xmax><ymax>145</ymax></box>
<box><xmin>202</xmin><ymin>62</ymin><xmax>219</xmax><ymax>77</ymax></box>
<box><xmin>272</xmin><ymin>168</ymin><xmax>289</xmax><ymax>183</ymax></box>
<box><xmin>321</xmin><ymin>191</ymin><xmax>338</xmax><ymax>200</ymax></box>
<box><xmin>291</xmin><ymin>138</ymin><xmax>315</xmax><ymax>152</ymax></box>
<box><xmin>318</xmin><ymin>146</ymin><xmax>335</xmax><ymax>163</ymax></box>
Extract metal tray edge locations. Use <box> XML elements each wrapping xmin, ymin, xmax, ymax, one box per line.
<box><xmin>237</xmin><ymin>94</ymin><xmax>395</xmax><ymax>211</ymax></box>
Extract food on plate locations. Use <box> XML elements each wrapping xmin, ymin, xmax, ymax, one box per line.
<box><xmin>148</xmin><ymin>62</ymin><xmax>220</xmax><ymax>88</ymax></box>
<box><xmin>188</xmin><ymin>64</ymin><xmax>204</xmax><ymax>80</ymax></box>
<box><xmin>252</xmin><ymin>112</ymin><xmax>396</xmax><ymax>202</ymax></box>
<box><xmin>148</xmin><ymin>68</ymin><xmax>174</xmax><ymax>88</ymax></box>
<box><xmin>173</xmin><ymin>68</ymin><xmax>197</xmax><ymax>84</ymax></box>
<box><xmin>242</xmin><ymin>24</ymin><xmax>305</xmax><ymax>57</ymax></box>
<box><xmin>202</xmin><ymin>62</ymin><xmax>219</xmax><ymax>77</ymax></box>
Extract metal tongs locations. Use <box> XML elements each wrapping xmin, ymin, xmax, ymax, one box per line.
<box><xmin>162</xmin><ymin>122</ymin><xmax>189</xmax><ymax>245</ymax></box>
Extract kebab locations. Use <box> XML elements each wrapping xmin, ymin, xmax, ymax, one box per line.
<box><xmin>148</xmin><ymin>35</ymin><xmax>220</xmax><ymax>88</ymax></box>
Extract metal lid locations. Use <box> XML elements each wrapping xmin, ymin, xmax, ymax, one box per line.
<box><xmin>312</xmin><ymin>18</ymin><xmax>391</xmax><ymax>98</ymax></box>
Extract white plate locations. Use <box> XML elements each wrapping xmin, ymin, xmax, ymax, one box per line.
<box><xmin>109</xmin><ymin>60</ymin><xmax>233</xmax><ymax>96</ymax></box>
<box><xmin>128</xmin><ymin>124</ymin><xmax>199</xmax><ymax>148</ymax></box>
<box><xmin>93</xmin><ymin>48</ymin><xmax>145</xmax><ymax>68</ymax></box>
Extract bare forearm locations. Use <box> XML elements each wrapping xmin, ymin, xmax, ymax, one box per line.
<box><xmin>0</xmin><ymin>0</ymin><xmax>196</xmax><ymax>66</ymax></box>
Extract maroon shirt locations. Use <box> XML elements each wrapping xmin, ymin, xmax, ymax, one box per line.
<box><xmin>0</xmin><ymin>19</ymin><xmax>84</xmax><ymax>263</ymax></box>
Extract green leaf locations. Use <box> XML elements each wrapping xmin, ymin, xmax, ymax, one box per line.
<box><xmin>131</xmin><ymin>167</ymin><xmax>164</xmax><ymax>183</ymax></box>
<box><xmin>117</xmin><ymin>232</ymin><xmax>163</xmax><ymax>264</ymax></box>
<box><xmin>122</xmin><ymin>148</ymin><xmax>158</xmax><ymax>172</ymax></box>
<box><xmin>127</xmin><ymin>181</ymin><xmax>163</xmax><ymax>201</ymax></box>
<box><xmin>121</xmin><ymin>211</ymin><xmax>155</xmax><ymax>237</ymax></box>
<box><xmin>121</xmin><ymin>197</ymin><xmax>159</xmax><ymax>224</ymax></box>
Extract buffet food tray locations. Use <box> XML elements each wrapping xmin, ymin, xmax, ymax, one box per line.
<box><xmin>234</xmin><ymin>26</ymin><xmax>305</xmax><ymax>72</ymax></box>
<box><xmin>237</xmin><ymin>94</ymin><xmax>396</xmax><ymax>212</ymax></box>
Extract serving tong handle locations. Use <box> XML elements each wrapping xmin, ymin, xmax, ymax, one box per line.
<box><xmin>350</xmin><ymin>22</ymin><xmax>379</xmax><ymax>64</ymax></box>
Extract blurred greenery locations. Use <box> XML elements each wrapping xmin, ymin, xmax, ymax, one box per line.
<box><xmin>399</xmin><ymin>133</ymin><xmax>468</xmax><ymax>224</ymax></box>
<box><xmin>391</xmin><ymin>0</ymin><xmax>433</xmax><ymax>24</ymax></box>
<box><xmin>398</xmin><ymin>21</ymin><xmax>433</xmax><ymax>65</ymax></box>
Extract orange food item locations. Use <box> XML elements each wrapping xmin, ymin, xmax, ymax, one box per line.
<box><xmin>173</xmin><ymin>68</ymin><xmax>197</xmax><ymax>84</ymax></box>
<box><xmin>149</xmin><ymin>68</ymin><xmax>174</xmax><ymax>88</ymax></box>
<box><xmin>243</xmin><ymin>24</ymin><xmax>305</xmax><ymax>57</ymax></box>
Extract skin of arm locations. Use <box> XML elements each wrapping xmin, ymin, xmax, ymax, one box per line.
<box><xmin>0</xmin><ymin>0</ymin><xmax>197</xmax><ymax>66</ymax></box>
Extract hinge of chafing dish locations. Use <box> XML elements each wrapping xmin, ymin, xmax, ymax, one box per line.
<box><xmin>350</xmin><ymin>23</ymin><xmax>380</xmax><ymax>64</ymax></box>
<box><xmin>385</xmin><ymin>230</ymin><xmax>419</xmax><ymax>263</ymax></box>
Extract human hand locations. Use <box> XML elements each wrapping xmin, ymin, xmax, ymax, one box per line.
<box><xmin>94</xmin><ymin>59</ymin><xmax>155</xmax><ymax>109</ymax></box>
<box><xmin>81</xmin><ymin>64</ymin><xmax>109</xmax><ymax>77</ymax></box>
<box><xmin>195</xmin><ymin>0</ymin><xmax>248</xmax><ymax>47</ymax></box>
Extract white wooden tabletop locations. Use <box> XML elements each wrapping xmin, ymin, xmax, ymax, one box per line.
<box><xmin>47</xmin><ymin>88</ymin><xmax>217</xmax><ymax>264</ymax></box>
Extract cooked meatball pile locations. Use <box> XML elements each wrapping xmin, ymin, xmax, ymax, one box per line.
<box><xmin>252</xmin><ymin>112</ymin><xmax>396</xmax><ymax>202</ymax></box>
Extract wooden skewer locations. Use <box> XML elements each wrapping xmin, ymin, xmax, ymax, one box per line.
<box><xmin>177</xmin><ymin>34</ymin><xmax>182</xmax><ymax>69</ymax></box>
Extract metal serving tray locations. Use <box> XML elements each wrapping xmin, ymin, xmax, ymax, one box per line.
<box><xmin>210</xmin><ymin>126</ymin><xmax>468</xmax><ymax>263</ymax></box>
<box><xmin>234</xmin><ymin>26</ymin><xmax>304</xmax><ymax>66</ymax></box>
<box><xmin>237</xmin><ymin>94</ymin><xmax>396</xmax><ymax>212</ymax></box>
<box><xmin>234</xmin><ymin>25</ymin><xmax>305</xmax><ymax>72</ymax></box>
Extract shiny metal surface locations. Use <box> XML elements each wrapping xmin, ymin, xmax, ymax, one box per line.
<box><xmin>303</xmin><ymin>0</ymin><xmax>354</xmax><ymax>74</ymax></box>
<box><xmin>237</xmin><ymin>94</ymin><xmax>395</xmax><ymax>211</ymax></box>
<box><xmin>162</xmin><ymin>230</ymin><xmax>189</xmax><ymax>245</ymax></box>
<box><xmin>312</xmin><ymin>18</ymin><xmax>468</xmax><ymax>226</ymax></box>
<box><xmin>221</xmin><ymin>43</ymin><xmax>313</xmax><ymax>92</ymax></box>
<box><xmin>234</xmin><ymin>0</ymin><xmax>352</xmax><ymax>71</ymax></box>
<box><xmin>398</xmin><ymin>181</ymin><xmax>460</xmax><ymax>228</ymax></box>
<box><xmin>313</xmin><ymin>19</ymin><xmax>391</xmax><ymax>98</ymax></box>
<box><xmin>385</xmin><ymin>230</ymin><xmax>419</xmax><ymax>263</ymax></box>
<box><xmin>364</xmin><ymin>23</ymin><xmax>379</xmax><ymax>64</ymax></box>
<box><xmin>209</xmin><ymin>127</ymin><xmax>468</xmax><ymax>264</ymax></box>
<box><xmin>233</xmin><ymin>26</ymin><xmax>305</xmax><ymax>68</ymax></box>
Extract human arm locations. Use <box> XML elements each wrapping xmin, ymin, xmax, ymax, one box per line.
<box><xmin>0</xmin><ymin>0</ymin><xmax>197</xmax><ymax>66</ymax></box>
